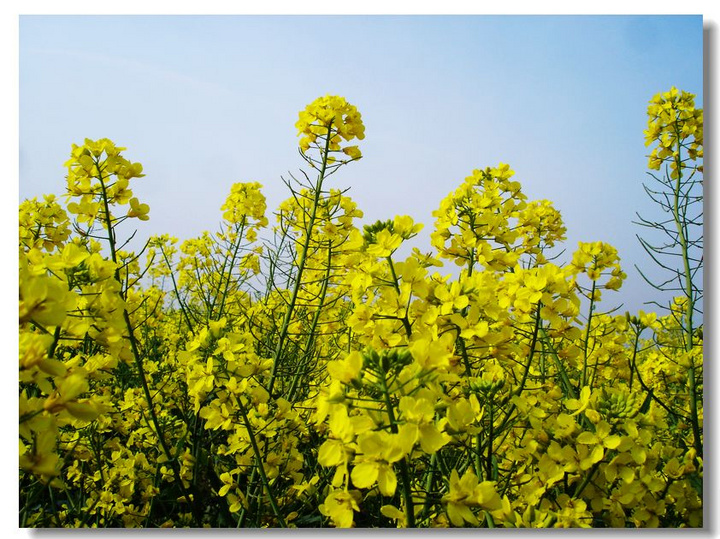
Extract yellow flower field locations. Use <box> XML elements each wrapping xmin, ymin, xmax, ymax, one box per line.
<box><xmin>19</xmin><ymin>90</ymin><xmax>703</xmax><ymax>528</ymax></box>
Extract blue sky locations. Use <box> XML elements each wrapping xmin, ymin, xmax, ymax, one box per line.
<box><xmin>19</xmin><ymin>15</ymin><xmax>703</xmax><ymax>314</ymax></box>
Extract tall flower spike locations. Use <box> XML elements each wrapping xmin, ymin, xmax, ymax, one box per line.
<box><xmin>296</xmin><ymin>95</ymin><xmax>365</xmax><ymax>161</ymax></box>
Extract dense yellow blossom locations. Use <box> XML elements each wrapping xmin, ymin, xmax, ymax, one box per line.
<box><xmin>19</xmin><ymin>92</ymin><xmax>702</xmax><ymax>529</ymax></box>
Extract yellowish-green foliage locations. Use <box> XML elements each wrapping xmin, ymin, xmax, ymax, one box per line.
<box><xmin>19</xmin><ymin>92</ymin><xmax>702</xmax><ymax>528</ymax></box>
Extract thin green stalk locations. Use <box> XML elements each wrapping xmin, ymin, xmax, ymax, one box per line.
<box><xmin>672</xmin><ymin>121</ymin><xmax>702</xmax><ymax>458</ymax></box>
<box><xmin>581</xmin><ymin>278</ymin><xmax>596</xmax><ymax>388</ymax></box>
<box><xmin>237</xmin><ymin>466</ymin><xmax>258</xmax><ymax>527</ymax></box>
<box><xmin>456</xmin><ymin>336</ymin><xmax>473</xmax><ymax>378</ymax></box>
<box><xmin>236</xmin><ymin>399</ymin><xmax>287</xmax><ymax>528</ymax></box>
<box><xmin>628</xmin><ymin>328</ymin><xmax>641</xmax><ymax>391</ymax></box>
<box><xmin>19</xmin><ymin>409</ymin><xmax>45</xmax><ymax>424</ymax></box>
<box><xmin>47</xmin><ymin>326</ymin><xmax>62</xmax><ymax>359</ymax></box>
<box><xmin>573</xmin><ymin>460</ymin><xmax>601</xmax><ymax>499</ymax></box>
<box><xmin>539</xmin><ymin>328</ymin><xmax>576</xmax><ymax>400</ymax></box>
<box><xmin>419</xmin><ymin>453</ymin><xmax>437</xmax><ymax>525</ymax></box>
<box><xmin>287</xmin><ymin>243</ymin><xmax>333</xmax><ymax>401</ymax></box>
<box><xmin>514</xmin><ymin>302</ymin><xmax>543</xmax><ymax>397</ymax></box>
<box><xmin>386</xmin><ymin>255</ymin><xmax>412</xmax><ymax>337</ymax></box>
<box><xmin>159</xmin><ymin>244</ymin><xmax>195</xmax><ymax>335</ymax></box>
<box><xmin>672</xmin><ymin>120</ymin><xmax>696</xmax><ymax>346</ymax></box>
<box><xmin>214</xmin><ymin>219</ymin><xmax>246</xmax><ymax>319</ymax></box>
<box><xmin>96</xmin><ymin>164</ymin><xmax>201</xmax><ymax>525</ymax></box>
<box><xmin>486</xmin><ymin>400</ymin><xmax>494</xmax><ymax>480</ymax></box>
<box><xmin>268</xmin><ymin>124</ymin><xmax>333</xmax><ymax>397</ymax></box>
<box><xmin>378</xmin><ymin>365</ymin><xmax>416</xmax><ymax>528</ymax></box>
<box><xmin>192</xmin><ymin>262</ymin><xmax>214</xmax><ymax>314</ymax></box>
<box><xmin>630</xmin><ymin>352</ymin><xmax>678</xmax><ymax>419</ymax></box>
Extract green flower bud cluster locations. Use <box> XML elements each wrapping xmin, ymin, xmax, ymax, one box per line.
<box><xmin>469</xmin><ymin>376</ymin><xmax>505</xmax><ymax>397</ymax></box>
<box><xmin>362</xmin><ymin>219</ymin><xmax>395</xmax><ymax>246</ymax></box>
<box><xmin>362</xmin><ymin>347</ymin><xmax>413</xmax><ymax>374</ymax></box>
<box><xmin>598</xmin><ymin>388</ymin><xmax>640</xmax><ymax>420</ymax></box>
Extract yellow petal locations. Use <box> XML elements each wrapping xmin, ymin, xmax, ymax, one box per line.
<box><xmin>377</xmin><ymin>466</ymin><xmax>397</xmax><ymax>497</ymax></box>
<box><xmin>576</xmin><ymin>431</ymin><xmax>597</xmax><ymax>445</ymax></box>
<box><xmin>65</xmin><ymin>401</ymin><xmax>101</xmax><ymax>422</ymax></box>
<box><xmin>351</xmin><ymin>462</ymin><xmax>379</xmax><ymax>490</ymax></box>
<box><xmin>318</xmin><ymin>440</ymin><xmax>345</xmax><ymax>467</ymax></box>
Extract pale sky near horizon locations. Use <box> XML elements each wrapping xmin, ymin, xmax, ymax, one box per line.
<box><xmin>19</xmin><ymin>14</ymin><xmax>704</xmax><ymax>315</ymax></box>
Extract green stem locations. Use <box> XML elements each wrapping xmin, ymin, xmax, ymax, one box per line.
<box><xmin>386</xmin><ymin>255</ymin><xmax>412</xmax><ymax>337</ymax></box>
<box><xmin>581</xmin><ymin>278</ymin><xmax>596</xmax><ymax>388</ymax></box>
<box><xmin>236</xmin><ymin>399</ymin><xmax>287</xmax><ymax>528</ymax></box>
<box><xmin>474</xmin><ymin>432</ymin><xmax>483</xmax><ymax>480</ymax></box>
<box><xmin>573</xmin><ymin>460</ymin><xmax>601</xmax><ymax>499</ymax></box>
<box><xmin>419</xmin><ymin>453</ymin><xmax>437</xmax><ymax>525</ymax></box>
<box><xmin>159</xmin><ymin>244</ymin><xmax>195</xmax><ymax>335</ymax></box>
<box><xmin>268</xmin><ymin>124</ymin><xmax>333</xmax><ymax>397</ymax></box>
<box><xmin>486</xmin><ymin>401</ymin><xmax>494</xmax><ymax>479</ymax></box>
<box><xmin>628</xmin><ymin>328</ymin><xmax>641</xmax><ymax>391</ymax></box>
<box><xmin>630</xmin><ymin>352</ymin><xmax>679</xmax><ymax>419</ymax></box>
<box><xmin>378</xmin><ymin>365</ymin><xmax>416</xmax><ymax>528</ymax></box>
<box><xmin>672</xmin><ymin>121</ymin><xmax>702</xmax><ymax>459</ymax></box>
<box><xmin>96</xmin><ymin>162</ymin><xmax>201</xmax><ymax>525</ymax></box>
<box><xmin>540</xmin><ymin>328</ymin><xmax>576</xmax><ymax>400</ymax></box>
<box><xmin>515</xmin><ymin>302</ymin><xmax>543</xmax><ymax>397</ymax></box>
<box><xmin>47</xmin><ymin>326</ymin><xmax>62</xmax><ymax>359</ymax></box>
<box><xmin>214</xmin><ymin>219</ymin><xmax>246</xmax><ymax>320</ymax></box>
<box><xmin>287</xmin><ymin>242</ymin><xmax>333</xmax><ymax>401</ymax></box>
<box><xmin>456</xmin><ymin>336</ymin><xmax>473</xmax><ymax>378</ymax></box>
<box><xmin>237</xmin><ymin>466</ymin><xmax>258</xmax><ymax>527</ymax></box>
<box><xmin>19</xmin><ymin>409</ymin><xmax>45</xmax><ymax>424</ymax></box>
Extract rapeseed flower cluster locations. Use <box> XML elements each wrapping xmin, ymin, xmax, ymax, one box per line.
<box><xmin>19</xmin><ymin>92</ymin><xmax>702</xmax><ymax>528</ymax></box>
<box><xmin>296</xmin><ymin>95</ymin><xmax>365</xmax><ymax>163</ymax></box>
